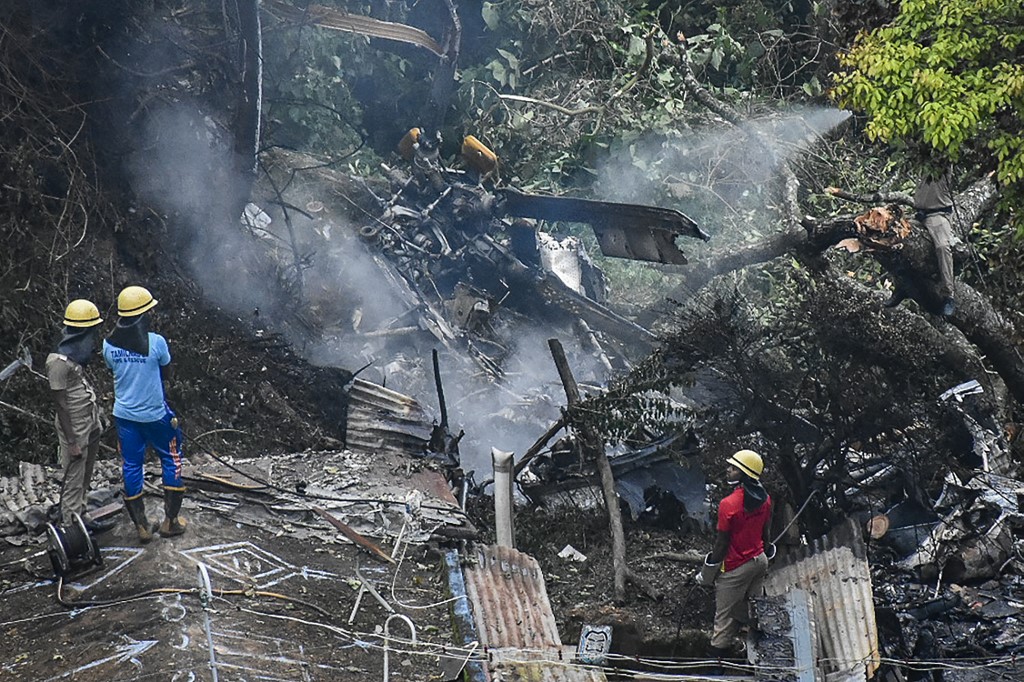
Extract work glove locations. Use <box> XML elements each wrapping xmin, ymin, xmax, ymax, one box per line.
<box><xmin>165</xmin><ymin>405</ymin><xmax>181</xmax><ymax>432</ymax></box>
<box><xmin>765</xmin><ymin>542</ymin><xmax>777</xmax><ymax>561</ymax></box>
<box><xmin>696</xmin><ymin>553</ymin><xmax>722</xmax><ymax>586</ymax></box>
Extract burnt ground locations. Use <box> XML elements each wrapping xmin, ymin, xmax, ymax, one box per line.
<box><xmin>2</xmin><ymin>510</ymin><xmax>454</xmax><ymax>681</ymax></box>
<box><xmin>0</xmin><ymin>450</ymin><xmax>466</xmax><ymax>681</ymax></box>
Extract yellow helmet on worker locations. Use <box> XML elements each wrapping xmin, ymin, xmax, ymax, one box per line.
<box><xmin>63</xmin><ymin>299</ymin><xmax>103</xmax><ymax>328</ymax></box>
<box><xmin>727</xmin><ymin>449</ymin><xmax>763</xmax><ymax>481</ymax></box>
<box><xmin>117</xmin><ymin>286</ymin><xmax>158</xmax><ymax>317</ymax></box>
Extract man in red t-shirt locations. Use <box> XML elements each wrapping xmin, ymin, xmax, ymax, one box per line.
<box><xmin>695</xmin><ymin>449</ymin><xmax>774</xmax><ymax>656</ymax></box>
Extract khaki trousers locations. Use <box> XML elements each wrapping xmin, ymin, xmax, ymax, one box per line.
<box><xmin>58</xmin><ymin>426</ymin><xmax>101</xmax><ymax>519</ymax></box>
<box><xmin>923</xmin><ymin>213</ymin><xmax>956</xmax><ymax>298</ymax></box>
<box><xmin>710</xmin><ymin>553</ymin><xmax>768</xmax><ymax>650</ymax></box>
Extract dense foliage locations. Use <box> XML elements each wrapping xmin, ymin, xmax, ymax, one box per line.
<box><xmin>832</xmin><ymin>0</ymin><xmax>1024</xmax><ymax>212</ymax></box>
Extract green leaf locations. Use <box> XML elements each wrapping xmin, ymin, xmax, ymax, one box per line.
<box><xmin>496</xmin><ymin>48</ymin><xmax>519</xmax><ymax>71</ymax></box>
<box><xmin>481</xmin><ymin>3</ymin><xmax>500</xmax><ymax>31</ymax></box>
<box><xmin>711</xmin><ymin>47</ymin><xmax>724</xmax><ymax>71</ymax></box>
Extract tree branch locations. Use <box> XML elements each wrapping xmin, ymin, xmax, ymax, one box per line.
<box><xmin>824</xmin><ymin>186</ymin><xmax>914</xmax><ymax>207</ymax></box>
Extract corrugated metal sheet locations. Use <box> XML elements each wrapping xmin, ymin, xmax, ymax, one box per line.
<box><xmin>1</xmin><ymin>460</ymin><xmax>121</xmax><ymax>535</ymax></box>
<box><xmin>763</xmin><ymin>518</ymin><xmax>880</xmax><ymax>681</ymax></box>
<box><xmin>344</xmin><ymin>377</ymin><xmax>433</xmax><ymax>456</ymax></box>
<box><xmin>459</xmin><ymin>544</ymin><xmax>608</xmax><ymax>682</ymax></box>
<box><xmin>463</xmin><ymin>544</ymin><xmax>562</xmax><ymax>650</ymax></box>
<box><xmin>488</xmin><ymin>661</ymin><xmax>607</xmax><ymax>682</ymax></box>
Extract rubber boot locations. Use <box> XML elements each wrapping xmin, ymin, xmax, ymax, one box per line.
<box><xmin>159</xmin><ymin>487</ymin><xmax>187</xmax><ymax>537</ymax></box>
<box><xmin>124</xmin><ymin>494</ymin><xmax>154</xmax><ymax>544</ymax></box>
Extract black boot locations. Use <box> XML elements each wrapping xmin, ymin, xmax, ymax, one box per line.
<box><xmin>159</xmin><ymin>487</ymin><xmax>187</xmax><ymax>537</ymax></box>
<box><xmin>706</xmin><ymin>645</ymin><xmax>733</xmax><ymax>676</ymax></box>
<box><xmin>883</xmin><ymin>288</ymin><xmax>907</xmax><ymax>308</ymax></box>
<box><xmin>123</xmin><ymin>494</ymin><xmax>154</xmax><ymax>543</ymax></box>
<box><xmin>707</xmin><ymin>645</ymin><xmax>730</xmax><ymax>659</ymax></box>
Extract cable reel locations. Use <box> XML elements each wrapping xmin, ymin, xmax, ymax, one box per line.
<box><xmin>45</xmin><ymin>513</ymin><xmax>103</xmax><ymax>578</ymax></box>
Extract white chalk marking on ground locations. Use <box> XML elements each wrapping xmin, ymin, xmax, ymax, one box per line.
<box><xmin>179</xmin><ymin>541</ymin><xmax>335</xmax><ymax>588</ymax></box>
<box><xmin>157</xmin><ymin>592</ymin><xmax>187</xmax><ymax>622</ymax></box>
<box><xmin>0</xmin><ymin>579</ymin><xmax>51</xmax><ymax>596</ymax></box>
<box><xmin>208</xmin><ymin>628</ymin><xmax>358</xmax><ymax>677</ymax></box>
<box><xmin>44</xmin><ymin>636</ymin><xmax>157</xmax><ymax>680</ymax></box>
<box><xmin>64</xmin><ymin>547</ymin><xmax>144</xmax><ymax>592</ymax></box>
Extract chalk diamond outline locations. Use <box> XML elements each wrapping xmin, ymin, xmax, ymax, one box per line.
<box><xmin>180</xmin><ymin>541</ymin><xmax>335</xmax><ymax>589</ymax></box>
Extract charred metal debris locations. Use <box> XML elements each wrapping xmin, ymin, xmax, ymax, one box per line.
<box><xmin>338</xmin><ymin>127</ymin><xmax>708</xmax><ymax>377</ymax></box>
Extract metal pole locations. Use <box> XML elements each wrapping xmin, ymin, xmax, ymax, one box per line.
<box><xmin>492</xmin><ymin>447</ymin><xmax>515</xmax><ymax>548</ymax></box>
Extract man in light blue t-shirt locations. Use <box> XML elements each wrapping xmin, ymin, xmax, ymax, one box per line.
<box><xmin>103</xmin><ymin>285</ymin><xmax>186</xmax><ymax>543</ymax></box>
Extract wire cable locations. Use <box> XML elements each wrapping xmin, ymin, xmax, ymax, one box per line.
<box><xmin>386</xmin><ymin>529</ymin><xmax>466</xmax><ymax>612</ymax></box>
<box><xmin>54</xmin><ymin>574</ymin><xmax>334</xmax><ymax>620</ymax></box>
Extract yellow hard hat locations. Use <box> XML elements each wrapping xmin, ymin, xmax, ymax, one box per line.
<box><xmin>397</xmin><ymin>127</ymin><xmax>421</xmax><ymax>161</ymax></box>
<box><xmin>63</xmin><ymin>299</ymin><xmax>103</xmax><ymax>328</ymax></box>
<box><xmin>727</xmin><ymin>449</ymin><xmax>764</xmax><ymax>481</ymax></box>
<box><xmin>117</xmin><ymin>286</ymin><xmax>157</xmax><ymax>317</ymax></box>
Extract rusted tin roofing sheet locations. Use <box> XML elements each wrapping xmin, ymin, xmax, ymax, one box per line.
<box><xmin>488</xmin><ymin>660</ymin><xmax>607</xmax><ymax>682</ymax></box>
<box><xmin>1</xmin><ymin>460</ymin><xmax>121</xmax><ymax>536</ymax></box>
<box><xmin>763</xmin><ymin>518</ymin><xmax>880</xmax><ymax>681</ymax></box>
<box><xmin>463</xmin><ymin>544</ymin><xmax>562</xmax><ymax>649</ymax></box>
<box><xmin>345</xmin><ymin>377</ymin><xmax>433</xmax><ymax>455</ymax></box>
<box><xmin>460</xmin><ymin>544</ymin><xmax>608</xmax><ymax>682</ymax></box>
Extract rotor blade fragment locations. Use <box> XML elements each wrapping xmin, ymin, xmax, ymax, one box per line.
<box><xmin>499</xmin><ymin>187</ymin><xmax>710</xmax><ymax>264</ymax></box>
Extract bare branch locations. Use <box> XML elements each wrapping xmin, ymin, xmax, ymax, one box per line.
<box><xmin>824</xmin><ymin>186</ymin><xmax>914</xmax><ymax>207</ymax></box>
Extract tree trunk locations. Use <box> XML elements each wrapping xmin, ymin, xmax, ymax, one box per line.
<box><xmin>802</xmin><ymin>180</ymin><xmax>1024</xmax><ymax>402</ymax></box>
<box><xmin>548</xmin><ymin>338</ymin><xmax>628</xmax><ymax>603</ymax></box>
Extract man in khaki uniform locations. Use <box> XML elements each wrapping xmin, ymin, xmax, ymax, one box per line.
<box><xmin>46</xmin><ymin>299</ymin><xmax>115</xmax><ymax>534</ymax></box>
<box><xmin>884</xmin><ymin>171</ymin><xmax>958</xmax><ymax>317</ymax></box>
<box><xmin>914</xmin><ymin>173</ymin><xmax>957</xmax><ymax>316</ymax></box>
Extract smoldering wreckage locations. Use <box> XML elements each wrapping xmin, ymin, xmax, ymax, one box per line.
<box><xmin>1</xmin><ymin>120</ymin><xmax>1022</xmax><ymax>682</ymax></box>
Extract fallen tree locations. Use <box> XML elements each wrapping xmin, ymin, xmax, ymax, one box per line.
<box><xmin>577</xmin><ymin>39</ymin><xmax>1021</xmax><ymax>540</ymax></box>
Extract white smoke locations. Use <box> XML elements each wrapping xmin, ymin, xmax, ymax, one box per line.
<box><xmin>122</xmin><ymin>27</ymin><xmax>848</xmax><ymax>480</ymax></box>
<box><xmin>595</xmin><ymin>105</ymin><xmax>852</xmax><ymax>235</ymax></box>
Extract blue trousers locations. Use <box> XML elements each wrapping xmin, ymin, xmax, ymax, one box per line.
<box><xmin>115</xmin><ymin>411</ymin><xmax>184</xmax><ymax>497</ymax></box>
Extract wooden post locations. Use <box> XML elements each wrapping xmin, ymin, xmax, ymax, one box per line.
<box><xmin>513</xmin><ymin>416</ymin><xmax>566</xmax><ymax>477</ymax></box>
<box><xmin>548</xmin><ymin>338</ymin><xmax>627</xmax><ymax>602</ymax></box>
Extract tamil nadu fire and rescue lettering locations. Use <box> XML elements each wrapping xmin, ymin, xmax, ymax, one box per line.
<box><xmin>107</xmin><ymin>348</ymin><xmax>151</xmax><ymax>363</ymax></box>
